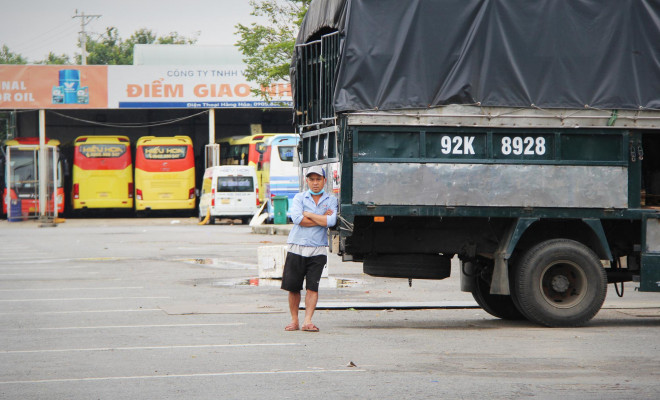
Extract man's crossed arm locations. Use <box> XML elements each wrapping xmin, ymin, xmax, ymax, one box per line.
<box><xmin>300</xmin><ymin>210</ymin><xmax>334</xmax><ymax>227</ymax></box>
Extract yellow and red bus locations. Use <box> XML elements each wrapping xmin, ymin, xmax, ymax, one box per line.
<box><xmin>2</xmin><ymin>137</ymin><xmax>65</xmax><ymax>218</ymax></box>
<box><xmin>134</xmin><ymin>135</ymin><xmax>196</xmax><ymax>211</ymax></box>
<box><xmin>71</xmin><ymin>135</ymin><xmax>133</xmax><ymax>211</ymax></box>
<box><xmin>218</xmin><ymin>134</ymin><xmax>275</xmax><ymax>205</ymax></box>
<box><xmin>219</xmin><ymin>134</ymin><xmax>275</xmax><ymax>167</ymax></box>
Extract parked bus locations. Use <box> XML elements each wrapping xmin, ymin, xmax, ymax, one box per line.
<box><xmin>134</xmin><ymin>136</ymin><xmax>196</xmax><ymax>212</ymax></box>
<box><xmin>219</xmin><ymin>136</ymin><xmax>248</xmax><ymax>166</ymax></box>
<box><xmin>2</xmin><ymin>137</ymin><xmax>65</xmax><ymax>219</ymax></box>
<box><xmin>218</xmin><ymin>134</ymin><xmax>275</xmax><ymax>205</ymax></box>
<box><xmin>219</xmin><ymin>134</ymin><xmax>275</xmax><ymax>167</ymax></box>
<box><xmin>262</xmin><ymin>135</ymin><xmax>300</xmax><ymax>221</ymax></box>
<box><xmin>71</xmin><ymin>135</ymin><xmax>133</xmax><ymax>211</ymax></box>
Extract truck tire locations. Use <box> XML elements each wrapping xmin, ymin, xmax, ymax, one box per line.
<box><xmin>513</xmin><ymin>239</ymin><xmax>607</xmax><ymax>327</ymax></box>
<box><xmin>469</xmin><ymin>262</ymin><xmax>526</xmax><ymax>321</ymax></box>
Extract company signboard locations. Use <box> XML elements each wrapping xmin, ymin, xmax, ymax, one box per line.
<box><xmin>0</xmin><ymin>65</ymin><xmax>291</xmax><ymax>109</ymax></box>
<box><xmin>0</xmin><ymin>65</ymin><xmax>108</xmax><ymax>109</ymax></box>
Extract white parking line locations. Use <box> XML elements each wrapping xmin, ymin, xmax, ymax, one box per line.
<box><xmin>0</xmin><ymin>287</ymin><xmax>144</xmax><ymax>292</ymax></box>
<box><xmin>0</xmin><ymin>272</ymin><xmax>99</xmax><ymax>276</ymax></box>
<box><xmin>2</xmin><ymin>343</ymin><xmax>299</xmax><ymax>354</ymax></box>
<box><xmin>0</xmin><ymin>369</ymin><xmax>365</xmax><ymax>384</ymax></box>
<box><xmin>0</xmin><ymin>296</ymin><xmax>169</xmax><ymax>302</ymax></box>
<box><xmin>0</xmin><ymin>257</ymin><xmax>128</xmax><ymax>265</ymax></box>
<box><xmin>30</xmin><ymin>323</ymin><xmax>245</xmax><ymax>330</ymax></box>
<box><xmin>0</xmin><ymin>259</ymin><xmax>93</xmax><ymax>265</ymax></box>
<box><xmin>0</xmin><ymin>309</ymin><xmax>161</xmax><ymax>315</ymax></box>
<box><xmin>0</xmin><ymin>266</ymin><xmax>92</xmax><ymax>271</ymax></box>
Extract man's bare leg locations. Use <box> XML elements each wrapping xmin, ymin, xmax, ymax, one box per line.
<box><xmin>302</xmin><ymin>290</ymin><xmax>318</xmax><ymax>330</ymax></box>
<box><xmin>286</xmin><ymin>291</ymin><xmax>301</xmax><ymax>330</ymax></box>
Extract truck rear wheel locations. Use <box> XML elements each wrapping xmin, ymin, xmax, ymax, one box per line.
<box><xmin>513</xmin><ymin>239</ymin><xmax>607</xmax><ymax>327</ymax></box>
<box><xmin>468</xmin><ymin>262</ymin><xmax>526</xmax><ymax>321</ymax></box>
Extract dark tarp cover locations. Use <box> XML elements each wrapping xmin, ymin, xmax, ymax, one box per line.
<box><xmin>295</xmin><ymin>0</ymin><xmax>660</xmax><ymax>112</ymax></box>
<box><xmin>296</xmin><ymin>0</ymin><xmax>347</xmax><ymax>44</ymax></box>
<box><xmin>290</xmin><ymin>0</ymin><xmax>347</xmax><ymax>112</ymax></box>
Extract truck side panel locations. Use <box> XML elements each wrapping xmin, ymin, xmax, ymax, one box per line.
<box><xmin>354</xmin><ymin>163</ymin><xmax>628</xmax><ymax>209</ymax></box>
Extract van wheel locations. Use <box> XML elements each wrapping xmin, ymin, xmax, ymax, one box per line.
<box><xmin>512</xmin><ymin>239</ymin><xmax>607</xmax><ymax>327</ymax></box>
<box><xmin>208</xmin><ymin>216</ymin><xmax>215</xmax><ymax>225</ymax></box>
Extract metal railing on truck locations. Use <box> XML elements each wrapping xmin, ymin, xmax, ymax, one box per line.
<box><xmin>295</xmin><ymin>31</ymin><xmax>340</xmax><ymax>129</ymax></box>
<box><xmin>300</xmin><ymin>126</ymin><xmax>338</xmax><ymax>166</ymax></box>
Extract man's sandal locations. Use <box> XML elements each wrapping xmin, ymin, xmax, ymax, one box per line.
<box><xmin>301</xmin><ymin>323</ymin><xmax>319</xmax><ymax>332</ymax></box>
<box><xmin>285</xmin><ymin>323</ymin><xmax>299</xmax><ymax>331</ymax></box>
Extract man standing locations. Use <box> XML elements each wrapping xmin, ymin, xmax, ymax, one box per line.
<box><xmin>281</xmin><ymin>165</ymin><xmax>338</xmax><ymax>332</ymax></box>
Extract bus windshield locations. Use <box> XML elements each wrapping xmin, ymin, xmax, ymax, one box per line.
<box><xmin>220</xmin><ymin>144</ymin><xmax>248</xmax><ymax>165</ymax></box>
<box><xmin>278</xmin><ymin>146</ymin><xmax>295</xmax><ymax>162</ymax></box>
<box><xmin>10</xmin><ymin>151</ymin><xmax>36</xmax><ymax>185</ymax></box>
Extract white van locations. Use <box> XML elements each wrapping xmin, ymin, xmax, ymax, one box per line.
<box><xmin>199</xmin><ymin>165</ymin><xmax>259</xmax><ymax>224</ymax></box>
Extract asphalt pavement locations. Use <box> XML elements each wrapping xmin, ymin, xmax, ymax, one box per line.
<box><xmin>1</xmin><ymin>217</ymin><xmax>659</xmax><ymax>399</ymax></box>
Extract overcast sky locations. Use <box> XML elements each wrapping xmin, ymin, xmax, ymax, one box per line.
<box><xmin>1</xmin><ymin>0</ymin><xmax>264</xmax><ymax>63</ymax></box>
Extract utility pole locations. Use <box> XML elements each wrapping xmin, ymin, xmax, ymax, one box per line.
<box><xmin>72</xmin><ymin>10</ymin><xmax>101</xmax><ymax>65</ymax></box>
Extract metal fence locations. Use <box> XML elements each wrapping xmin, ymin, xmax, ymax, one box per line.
<box><xmin>295</xmin><ymin>31</ymin><xmax>340</xmax><ymax>129</ymax></box>
<box><xmin>5</xmin><ymin>144</ymin><xmax>59</xmax><ymax>221</ymax></box>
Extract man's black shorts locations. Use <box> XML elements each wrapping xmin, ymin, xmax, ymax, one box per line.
<box><xmin>281</xmin><ymin>252</ymin><xmax>326</xmax><ymax>292</ymax></box>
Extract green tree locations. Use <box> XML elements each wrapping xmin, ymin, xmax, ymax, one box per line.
<box><xmin>0</xmin><ymin>45</ymin><xmax>28</xmax><ymax>64</ymax></box>
<box><xmin>83</xmin><ymin>27</ymin><xmax>197</xmax><ymax>65</ymax></box>
<box><xmin>82</xmin><ymin>27</ymin><xmax>129</xmax><ymax>65</ymax></box>
<box><xmin>126</xmin><ymin>28</ymin><xmax>197</xmax><ymax>47</ymax></box>
<box><xmin>153</xmin><ymin>31</ymin><xmax>198</xmax><ymax>45</ymax></box>
<box><xmin>36</xmin><ymin>52</ymin><xmax>71</xmax><ymax>65</ymax></box>
<box><xmin>235</xmin><ymin>0</ymin><xmax>310</xmax><ymax>101</ymax></box>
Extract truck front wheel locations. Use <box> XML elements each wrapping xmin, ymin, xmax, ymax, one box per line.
<box><xmin>512</xmin><ymin>239</ymin><xmax>607</xmax><ymax>327</ymax></box>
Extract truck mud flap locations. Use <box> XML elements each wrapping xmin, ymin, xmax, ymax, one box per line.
<box><xmin>641</xmin><ymin>214</ymin><xmax>660</xmax><ymax>292</ymax></box>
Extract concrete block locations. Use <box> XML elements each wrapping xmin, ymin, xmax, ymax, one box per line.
<box><xmin>257</xmin><ymin>245</ymin><xmax>329</xmax><ymax>278</ymax></box>
<box><xmin>258</xmin><ymin>245</ymin><xmax>287</xmax><ymax>278</ymax></box>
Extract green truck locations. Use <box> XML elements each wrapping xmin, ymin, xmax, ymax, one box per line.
<box><xmin>293</xmin><ymin>0</ymin><xmax>660</xmax><ymax>326</ymax></box>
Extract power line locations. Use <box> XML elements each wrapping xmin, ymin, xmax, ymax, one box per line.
<box><xmin>16</xmin><ymin>25</ymin><xmax>79</xmax><ymax>59</ymax></box>
<box><xmin>48</xmin><ymin>110</ymin><xmax>209</xmax><ymax>128</ymax></box>
<box><xmin>72</xmin><ymin>10</ymin><xmax>101</xmax><ymax>65</ymax></box>
<box><xmin>5</xmin><ymin>20</ymin><xmax>79</xmax><ymax>61</ymax></box>
<box><xmin>10</xmin><ymin>20</ymin><xmax>78</xmax><ymax>50</ymax></box>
